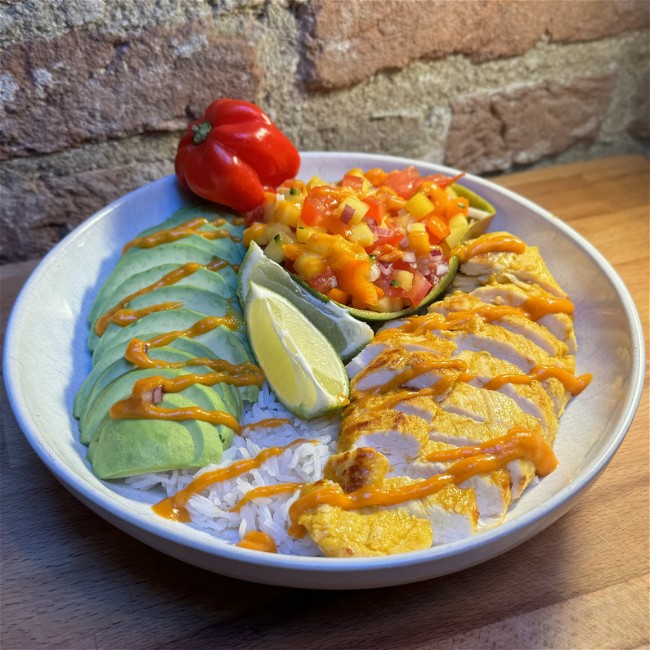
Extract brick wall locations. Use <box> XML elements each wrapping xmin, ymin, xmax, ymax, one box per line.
<box><xmin>1</xmin><ymin>0</ymin><xmax>648</xmax><ymax>262</ymax></box>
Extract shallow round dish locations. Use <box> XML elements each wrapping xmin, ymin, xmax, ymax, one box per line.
<box><xmin>4</xmin><ymin>152</ymin><xmax>645</xmax><ymax>589</ymax></box>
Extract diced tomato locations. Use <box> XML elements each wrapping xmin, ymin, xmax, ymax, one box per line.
<box><xmin>369</xmin><ymin>224</ymin><xmax>406</xmax><ymax>251</ymax></box>
<box><xmin>406</xmin><ymin>270</ymin><xmax>433</xmax><ymax>307</ymax></box>
<box><xmin>300</xmin><ymin>196</ymin><xmax>327</xmax><ymax>226</ymax></box>
<box><xmin>362</xmin><ymin>196</ymin><xmax>386</xmax><ymax>224</ymax></box>
<box><xmin>309</xmin><ymin>267</ymin><xmax>338</xmax><ymax>293</ymax></box>
<box><xmin>420</xmin><ymin>172</ymin><xmax>464</xmax><ymax>189</ymax></box>
<box><xmin>340</xmin><ymin>174</ymin><xmax>364</xmax><ymax>191</ymax></box>
<box><xmin>375</xmin><ymin>273</ymin><xmax>407</xmax><ymax>298</ymax></box>
<box><xmin>382</xmin><ymin>167</ymin><xmax>421</xmax><ymax>199</ymax></box>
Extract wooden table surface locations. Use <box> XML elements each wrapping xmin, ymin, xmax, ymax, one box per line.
<box><xmin>1</xmin><ymin>154</ymin><xmax>648</xmax><ymax>650</ymax></box>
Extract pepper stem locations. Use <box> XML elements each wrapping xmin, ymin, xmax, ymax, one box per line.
<box><xmin>192</xmin><ymin>121</ymin><xmax>211</xmax><ymax>145</ymax></box>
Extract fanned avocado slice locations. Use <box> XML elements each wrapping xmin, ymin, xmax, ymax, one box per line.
<box><xmin>132</xmin><ymin>203</ymin><xmax>244</xmax><ymax>239</ymax></box>
<box><xmin>88</xmin><ymin>285</ymin><xmax>242</xmax><ymax>352</ymax></box>
<box><xmin>75</xmin><ymin>337</ymin><xmax>244</xmax><ymax>420</ymax></box>
<box><xmin>91</xmin><ymin>307</ymin><xmax>245</xmax><ymax>364</ymax></box>
<box><xmin>87</xmin><ymin>391</ymin><xmax>233</xmax><ymax>479</ymax></box>
<box><xmin>88</xmin><ymin>239</ymin><xmax>242</xmax><ymax>324</ymax></box>
<box><xmin>89</xmin><ymin>264</ymin><xmax>239</xmax><ymax>331</ymax></box>
<box><xmin>79</xmin><ymin>366</ymin><xmax>239</xmax><ymax>446</ymax></box>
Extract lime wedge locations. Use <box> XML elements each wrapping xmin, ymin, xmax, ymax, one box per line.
<box><xmin>245</xmin><ymin>282</ymin><xmax>349</xmax><ymax>419</ymax></box>
<box><xmin>238</xmin><ymin>242</ymin><xmax>373</xmax><ymax>360</ymax></box>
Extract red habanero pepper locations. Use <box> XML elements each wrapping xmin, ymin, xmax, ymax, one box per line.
<box><xmin>175</xmin><ymin>98</ymin><xmax>300</xmax><ymax>213</ymax></box>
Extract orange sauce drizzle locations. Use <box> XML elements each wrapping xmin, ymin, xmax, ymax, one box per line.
<box><xmin>520</xmin><ymin>295</ymin><xmax>574</xmax><ymax>320</ymax></box>
<box><xmin>152</xmin><ymin>440</ymin><xmax>311</xmax><ymax>522</ymax></box>
<box><xmin>230</xmin><ymin>482</ymin><xmax>302</xmax><ymax>512</ymax></box>
<box><xmin>236</xmin><ymin>530</ymin><xmax>278</xmax><ymax>553</ymax></box>
<box><xmin>94</xmin><ymin>259</ymin><xmax>239</xmax><ymax>336</ymax></box>
<box><xmin>122</xmin><ymin>217</ymin><xmax>242</xmax><ymax>253</ymax></box>
<box><xmin>241</xmin><ymin>418</ymin><xmax>292</xmax><ymax>433</ymax></box>
<box><xmin>484</xmin><ymin>364</ymin><xmax>592</xmax><ymax>395</ymax></box>
<box><xmin>140</xmin><ymin>315</ymin><xmax>240</xmax><ymax>351</ymax></box>
<box><xmin>452</xmin><ymin>232</ymin><xmax>527</xmax><ymax>262</ymax></box>
<box><xmin>288</xmin><ymin>427</ymin><xmax>557</xmax><ymax>538</ymax></box>
<box><xmin>105</xmin><ymin>301</ymin><xmax>183</xmax><ymax>328</ymax></box>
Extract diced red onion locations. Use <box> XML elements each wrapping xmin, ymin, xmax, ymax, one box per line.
<box><xmin>142</xmin><ymin>385</ymin><xmax>164</xmax><ymax>404</ymax></box>
<box><xmin>378</xmin><ymin>261</ymin><xmax>393</xmax><ymax>276</ymax></box>
<box><xmin>340</xmin><ymin>205</ymin><xmax>355</xmax><ymax>224</ymax></box>
<box><xmin>399</xmin><ymin>237</ymin><xmax>409</xmax><ymax>248</ymax></box>
<box><xmin>369</xmin><ymin>264</ymin><xmax>381</xmax><ymax>281</ymax></box>
<box><xmin>430</xmin><ymin>248</ymin><xmax>444</xmax><ymax>262</ymax></box>
<box><xmin>376</xmin><ymin>227</ymin><xmax>393</xmax><ymax>238</ymax></box>
<box><xmin>402</xmin><ymin>251</ymin><xmax>416</xmax><ymax>264</ymax></box>
<box><xmin>434</xmin><ymin>262</ymin><xmax>449</xmax><ymax>276</ymax></box>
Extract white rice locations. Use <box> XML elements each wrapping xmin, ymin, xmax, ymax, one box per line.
<box><xmin>124</xmin><ymin>383</ymin><xmax>339</xmax><ymax>556</ymax></box>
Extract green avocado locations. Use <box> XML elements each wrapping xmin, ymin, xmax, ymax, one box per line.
<box><xmin>87</xmin><ymin>391</ymin><xmax>232</xmax><ymax>479</ymax></box>
<box><xmin>79</xmin><ymin>366</ymin><xmax>238</xmax><ymax>446</ymax></box>
<box><xmin>91</xmin><ymin>307</ymin><xmax>245</xmax><ymax>364</ymax></box>
<box><xmin>132</xmin><ymin>203</ymin><xmax>244</xmax><ymax>240</ymax></box>
<box><xmin>89</xmin><ymin>264</ymin><xmax>239</xmax><ymax>329</ymax></box>
<box><xmin>88</xmin><ymin>239</ymin><xmax>243</xmax><ymax>324</ymax></box>
<box><xmin>75</xmin><ymin>344</ymin><xmax>194</xmax><ymax>419</ymax></box>
<box><xmin>88</xmin><ymin>285</ymin><xmax>242</xmax><ymax>352</ymax></box>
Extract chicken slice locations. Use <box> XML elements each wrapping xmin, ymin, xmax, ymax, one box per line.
<box><xmin>454</xmin><ymin>350</ymin><xmax>560</xmax><ymax>440</ymax></box>
<box><xmin>469</xmin><ymin>283</ymin><xmax>577</xmax><ymax>354</ymax></box>
<box><xmin>346</xmin><ymin>333</ymin><xmax>455</xmax><ymax>380</ymax></box>
<box><xmin>431</xmin><ymin>320</ymin><xmax>575</xmax><ymax>375</ymax></box>
<box><xmin>323</xmin><ymin>447</ymin><xmax>390</xmax><ymax>493</ymax></box>
<box><xmin>351</xmin><ymin>348</ymin><xmax>463</xmax><ymax>394</ymax></box>
<box><xmin>429</xmin><ymin>291</ymin><xmax>569</xmax><ymax>358</ymax></box>
<box><xmin>456</xmin><ymin>238</ymin><xmax>567</xmax><ymax>299</ymax></box>
<box><xmin>338</xmin><ymin>408</ymin><xmax>431</xmax><ymax>463</ymax></box>
<box><xmin>298</xmin><ymin>477</ymin><xmax>478</xmax><ymax>556</ymax></box>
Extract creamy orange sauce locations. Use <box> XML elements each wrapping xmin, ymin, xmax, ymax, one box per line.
<box><xmin>241</xmin><ymin>417</ymin><xmax>292</xmax><ymax>433</ymax></box>
<box><xmin>452</xmin><ymin>232</ymin><xmax>527</xmax><ymax>262</ymax></box>
<box><xmin>484</xmin><ymin>364</ymin><xmax>592</xmax><ymax>395</ymax></box>
<box><xmin>236</xmin><ymin>530</ymin><xmax>278</xmax><ymax>553</ymax></box>
<box><xmin>230</xmin><ymin>482</ymin><xmax>302</xmax><ymax>512</ymax></box>
<box><xmin>105</xmin><ymin>301</ymin><xmax>183</xmax><ymax>329</ymax></box>
<box><xmin>288</xmin><ymin>426</ymin><xmax>557</xmax><ymax>538</ymax></box>
<box><xmin>94</xmin><ymin>259</ymin><xmax>239</xmax><ymax>336</ymax></box>
<box><xmin>152</xmin><ymin>440</ymin><xmax>311</xmax><ymax>522</ymax></box>
<box><xmin>352</xmin><ymin>355</ymin><xmax>468</xmax><ymax>397</ymax></box>
<box><xmin>122</xmin><ymin>217</ymin><xmax>241</xmax><ymax>253</ymax></box>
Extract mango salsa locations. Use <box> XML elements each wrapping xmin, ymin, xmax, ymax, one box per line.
<box><xmin>242</xmin><ymin>166</ymin><xmax>473</xmax><ymax>312</ymax></box>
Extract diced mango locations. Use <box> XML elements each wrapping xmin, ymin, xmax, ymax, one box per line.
<box><xmin>444</xmin><ymin>214</ymin><xmax>469</xmax><ymax>248</ymax></box>
<box><xmin>405</xmin><ymin>192</ymin><xmax>434</xmax><ymax>220</ymax></box>
<box><xmin>349</xmin><ymin>223</ymin><xmax>375</xmax><ymax>247</ymax></box>
<box><xmin>337</xmin><ymin>197</ymin><xmax>369</xmax><ymax>225</ymax></box>
<box><xmin>294</xmin><ymin>251</ymin><xmax>327</xmax><ymax>280</ymax></box>
<box><xmin>305</xmin><ymin>232</ymin><xmax>339</xmax><ymax>256</ymax></box>
<box><xmin>392</xmin><ymin>269</ymin><xmax>414</xmax><ymax>291</ymax></box>
<box><xmin>273</xmin><ymin>199</ymin><xmax>302</xmax><ymax>227</ymax></box>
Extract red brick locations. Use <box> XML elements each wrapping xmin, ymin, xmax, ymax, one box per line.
<box><xmin>302</xmin><ymin>0</ymin><xmax>648</xmax><ymax>89</ymax></box>
<box><xmin>0</xmin><ymin>19</ymin><xmax>262</xmax><ymax>159</ymax></box>
<box><xmin>445</xmin><ymin>73</ymin><xmax>617</xmax><ymax>174</ymax></box>
<box><xmin>546</xmin><ymin>0</ymin><xmax>649</xmax><ymax>42</ymax></box>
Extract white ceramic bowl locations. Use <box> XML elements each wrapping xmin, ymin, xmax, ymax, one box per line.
<box><xmin>4</xmin><ymin>153</ymin><xmax>645</xmax><ymax>589</ymax></box>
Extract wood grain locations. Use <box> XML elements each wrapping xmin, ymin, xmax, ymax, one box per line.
<box><xmin>1</xmin><ymin>155</ymin><xmax>648</xmax><ymax>650</ymax></box>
